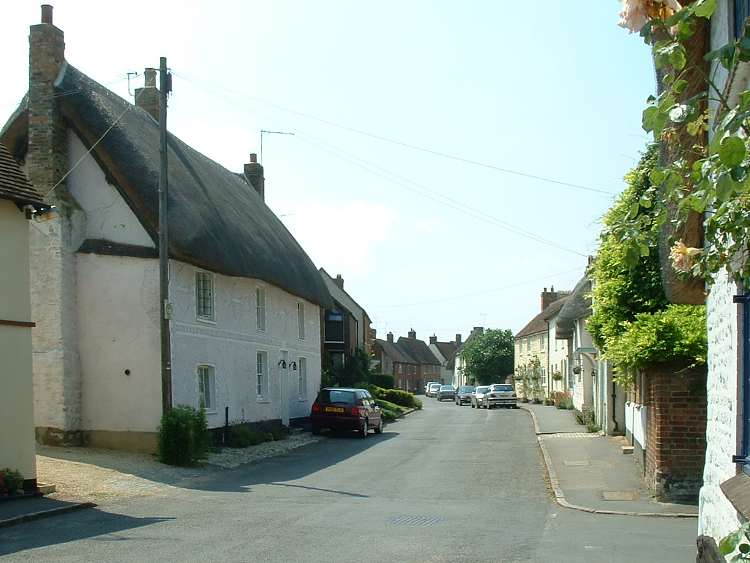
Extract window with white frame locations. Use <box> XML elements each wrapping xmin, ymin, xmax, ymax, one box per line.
<box><xmin>298</xmin><ymin>357</ymin><xmax>307</xmax><ymax>399</ymax></box>
<box><xmin>256</xmin><ymin>351</ymin><xmax>268</xmax><ymax>399</ymax></box>
<box><xmin>195</xmin><ymin>271</ymin><xmax>215</xmax><ymax>321</ymax></box>
<box><xmin>297</xmin><ymin>302</ymin><xmax>305</xmax><ymax>340</ymax></box>
<box><xmin>256</xmin><ymin>287</ymin><xmax>266</xmax><ymax>332</ymax></box>
<box><xmin>197</xmin><ymin>365</ymin><xmax>215</xmax><ymax>410</ymax></box>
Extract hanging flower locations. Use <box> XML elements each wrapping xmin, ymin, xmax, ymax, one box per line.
<box><xmin>670</xmin><ymin>240</ymin><xmax>702</xmax><ymax>273</ymax></box>
<box><xmin>618</xmin><ymin>0</ymin><xmax>683</xmax><ymax>33</ymax></box>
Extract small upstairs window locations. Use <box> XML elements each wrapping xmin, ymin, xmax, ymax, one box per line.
<box><xmin>195</xmin><ymin>271</ymin><xmax>215</xmax><ymax>321</ymax></box>
<box><xmin>297</xmin><ymin>302</ymin><xmax>305</xmax><ymax>340</ymax></box>
<box><xmin>256</xmin><ymin>287</ymin><xmax>266</xmax><ymax>332</ymax></box>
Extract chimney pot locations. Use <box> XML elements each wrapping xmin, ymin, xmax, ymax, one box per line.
<box><xmin>408</xmin><ymin>329</ymin><xmax>416</xmax><ymax>339</ymax></box>
<box><xmin>387</xmin><ymin>332</ymin><xmax>394</xmax><ymax>343</ymax></box>
<box><xmin>334</xmin><ymin>274</ymin><xmax>344</xmax><ymax>289</ymax></box>
<box><xmin>455</xmin><ymin>333</ymin><xmax>462</xmax><ymax>345</ymax></box>
<box><xmin>429</xmin><ymin>335</ymin><xmax>437</xmax><ymax>345</ymax></box>
<box><xmin>41</xmin><ymin>4</ymin><xmax>53</xmax><ymax>24</ymax></box>
<box><xmin>250</xmin><ymin>153</ymin><xmax>257</xmax><ymax>163</ymax></box>
<box><xmin>144</xmin><ymin>68</ymin><xmax>157</xmax><ymax>88</ymax></box>
<box><xmin>244</xmin><ymin>156</ymin><xmax>265</xmax><ymax>201</ymax></box>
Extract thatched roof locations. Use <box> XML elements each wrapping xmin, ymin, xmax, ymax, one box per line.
<box><xmin>0</xmin><ymin>141</ymin><xmax>44</xmax><ymax>209</ymax></box>
<box><xmin>556</xmin><ymin>276</ymin><xmax>592</xmax><ymax>339</ymax></box>
<box><xmin>2</xmin><ymin>64</ymin><xmax>331</xmax><ymax>307</ymax></box>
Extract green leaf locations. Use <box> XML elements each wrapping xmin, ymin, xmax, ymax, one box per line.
<box><xmin>639</xmin><ymin>197</ymin><xmax>653</xmax><ymax>209</ymax></box>
<box><xmin>649</xmin><ymin>169</ymin><xmax>665</xmax><ymax>186</ymax></box>
<box><xmin>673</xmin><ymin>79</ymin><xmax>688</xmax><ymax>94</ymax></box>
<box><xmin>740</xmin><ymin>91</ymin><xmax>750</xmax><ymax>111</ymax></box>
<box><xmin>694</xmin><ymin>0</ymin><xmax>716</xmax><ymax>18</ymax></box>
<box><xmin>721</xmin><ymin>527</ymin><xmax>745</xmax><ymax>554</ymax></box>
<box><xmin>719</xmin><ymin>136</ymin><xmax>746</xmax><ymax>167</ymax></box>
<box><xmin>739</xmin><ymin>543</ymin><xmax>750</xmax><ymax>554</ymax></box>
<box><xmin>670</xmin><ymin>45</ymin><xmax>687</xmax><ymax>70</ymax></box>
<box><xmin>716</xmin><ymin>172</ymin><xmax>737</xmax><ymax>202</ymax></box>
<box><xmin>642</xmin><ymin>106</ymin><xmax>660</xmax><ymax>132</ymax></box>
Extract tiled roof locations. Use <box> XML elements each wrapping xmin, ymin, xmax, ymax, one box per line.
<box><xmin>375</xmin><ymin>338</ymin><xmax>417</xmax><ymax>364</ymax></box>
<box><xmin>0</xmin><ymin>142</ymin><xmax>44</xmax><ymax>208</ymax></box>
<box><xmin>398</xmin><ymin>337</ymin><xmax>441</xmax><ymax>365</ymax></box>
<box><xmin>434</xmin><ymin>341</ymin><xmax>457</xmax><ymax>361</ymax></box>
<box><xmin>515</xmin><ymin>296</ymin><xmax>570</xmax><ymax>339</ymax></box>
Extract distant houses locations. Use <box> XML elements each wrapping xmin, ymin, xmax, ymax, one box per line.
<box><xmin>373</xmin><ymin>330</ymin><xmax>445</xmax><ymax>392</ymax></box>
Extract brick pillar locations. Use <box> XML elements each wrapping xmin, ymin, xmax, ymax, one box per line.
<box><xmin>28</xmin><ymin>6</ymin><xmax>83</xmax><ymax>445</ymax></box>
<box><xmin>644</xmin><ymin>363</ymin><xmax>707</xmax><ymax>502</ymax></box>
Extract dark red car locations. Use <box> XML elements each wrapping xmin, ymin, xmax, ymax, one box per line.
<box><xmin>310</xmin><ymin>388</ymin><xmax>384</xmax><ymax>438</ymax></box>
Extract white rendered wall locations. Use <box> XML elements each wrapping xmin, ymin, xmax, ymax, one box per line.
<box><xmin>699</xmin><ymin>268</ymin><xmax>741</xmax><ymax>540</ymax></box>
<box><xmin>625</xmin><ymin>401</ymin><xmax>647</xmax><ymax>450</ymax></box>
<box><xmin>169</xmin><ymin>262</ymin><xmax>322</xmax><ymax>428</ymax></box>
<box><xmin>0</xmin><ymin>201</ymin><xmax>36</xmax><ymax>479</ymax></box>
<box><xmin>548</xmin><ymin>321</ymin><xmax>568</xmax><ymax>396</ymax></box>
<box><xmin>67</xmin><ymin>132</ymin><xmax>153</xmax><ymax>248</ymax></box>
<box><xmin>76</xmin><ymin>254</ymin><xmax>162</xmax><ymax>433</ymax></box>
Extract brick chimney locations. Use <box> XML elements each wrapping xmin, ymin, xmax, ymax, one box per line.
<box><xmin>429</xmin><ymin>335</ymin><xmax>437</xmax><ymax>345</ymax></box>
<box><xmin>28</xmin><ymin>4</ymin><xmax>83</xmax><ymax>444</ymax></box>
<box><xmin>387</xmin><ymin>332</ymin><xmax>394</xmax><ymax>343</ymax></box>
<box><xmin>244</xmin><ymin>153</ymin><xmax>264</xmax><ymax>200</ymax></box>
<box><xmin>408</xmin><ymin>329</ymin><xmax>416</xmax><ymax>339</ymax></box>
<box><xmin>334</xmin><ymin>274</ymin><xmax>344</xmax><ymax>289</ymax></box>
<box><xmin>541</xmin><ymin>286</ymin><xmax>561</xmax><ymax>311</ymax></box>
<box><xmin>455</xmin><ymin>333</ymin><xmax>462</xmax><ymax>346</ymax></box>
<box><xmin>472</xmin><ymin>326</ymin><xmax>484</xmax><ymax>336</ymax></box>
<box><xmin>134</xmin><ymin>67</ymin><xmax>159</xmax><ymax>120</ymax></box>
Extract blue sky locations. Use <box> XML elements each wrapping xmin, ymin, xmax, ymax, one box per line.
<box><xmin>1</xmin><ymin>0</ymin><xmax>654</xmax><ymax>342</ymax></box>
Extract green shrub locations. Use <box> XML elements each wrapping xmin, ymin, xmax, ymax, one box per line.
<box><xmin>0</xmin><ymin>468</ymin><xmax>23</xmax><ymax>495</ymax></box>
<box><xmin>158</xmin><ymin>405</ymin><xmax>210</xmax><ymax>466</ymax></box>
<box><xmin>381</xmin><ymin>389</ymin><xmax>421</xmax><ymax>409</ymax></box>
<box><xmin>374</xmin><ymin>399</ymin><xmax>401</xmax><ymax>422</ymax></box>
<box><xmin>228</xmin><ymin>426</ymin><xmax>273</xmax><ymax>448</ymax></box>
<box><xmin>574</xmin><ymin>408</ymin><xmax>596</xmax><ymax>429</ymax></box>
<box><xmin>369</xmin><ymin>373</ymin><xmax>395</xmax><ymax>389</ymax></box>
<box><xmin>605</xmin><ymin>304</ymin><xmax>707</xmax><ymax>376</ymax></box>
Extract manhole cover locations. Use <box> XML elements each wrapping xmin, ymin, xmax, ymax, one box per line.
<box><xmin>601</xmin><ymin>490</ymin><xmax>638</xmax><ymax>501</ymax></box>
<box><xmin>563</xmin><ymin>460</ymin><xmax>590</xmax><ymax>467</ymax></box>
<box><xmin>388</xmin><ymin>515</ymin><xmax>444</xmax><ymax>527</ymax></box>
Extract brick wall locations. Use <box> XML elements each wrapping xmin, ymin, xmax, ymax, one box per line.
<box><xmin>644</xmin><ymin>362</ymin><xmax>707</xmax><ymax>502</ymax></box>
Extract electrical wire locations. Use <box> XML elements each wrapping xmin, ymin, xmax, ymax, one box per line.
<box><xmin>171</xmin><ymin>72</ymin><xmax>618</xmax><ymax>197</ymax></box>
<box><xmin>293</xmin><ymin>131</ymin><xmax>589</xmax><ymax>257</ymax></box>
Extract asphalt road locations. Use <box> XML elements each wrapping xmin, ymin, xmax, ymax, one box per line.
<box><xmin>0</xmin><ymin>398</ymin><xmax>697</xmax><ymax>562</ymax></box>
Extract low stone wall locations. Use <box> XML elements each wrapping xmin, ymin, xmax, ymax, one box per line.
<box><xmin>644</xmin><ymin>363</ymin><xmax>707</xmax><ymax>502</ymax></box>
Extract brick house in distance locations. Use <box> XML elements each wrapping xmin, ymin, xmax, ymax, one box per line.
<box><xmin>429</xmin><ymin>334</ymin><xmax>460</xmax><ymax>385</ymax></box>
<box><xmin>373</xmin><ymin>333</ymin><xmax>419</xmax><ymax>391</ymax></box>
<box><xmin>398</xmin><ymin>330</ymin><xmax>442</xmax><ymax>390</ymax></box>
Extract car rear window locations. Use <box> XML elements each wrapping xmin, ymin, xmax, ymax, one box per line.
<box><xmin>319</xmin><ymin>390</ymin><xmax>356</xmax><ymax>405</ymax></box>
<box><xmin>492</xmin><ymin>384</ymin><xmax>513</xmax><ymax>392</ymax></box>
<box><xmin>476</xmin><ymin>386</ymin><xmax>490</xmax><ymax>393</ymax></box>
<box><xmin>440</xmin><ymin>385</ymin><xmax>453</xmax><ymax>390</ymax></box>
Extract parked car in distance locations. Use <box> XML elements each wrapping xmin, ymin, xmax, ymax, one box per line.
<box><xmin>471</xmin><ymin>385</ymin><xmax>491</xmax><ymax>408</ymax></box>
<box><xmin>427</xmin><ymin>383</ymin><xmax>442</xmax><ymax>397</ymax></box>
<box><xmin>454</xmin><ymin>385</ymin><xmax>475</xmax><ymax>406</ymax></box>
<box><xmin>436</xmin><ymin>384</ymin><xmax>456</xmax><ymax>401</ymax></box>
<box><xmin>485</xmin><ymin>383</ymin><xmax>518</xmax><ymax>409</ymax></box>
<box><xmin>424</xmin><ymin>381</ymin><xmax>440</xmax><ymax>396</ymax></box>
<box><xmin>310</xmin><ymin>388</ymin><xmax>383</xmax><ymax>438</ymax></box>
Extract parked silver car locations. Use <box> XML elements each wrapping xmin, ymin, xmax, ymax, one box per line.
<box><xmin>454</xmin><ymin>385</ymin><xmax>475</xmax><ymax>405</ymax></box>
<box><xmin>484</xmin><ymin>383</ymin><xmax>518</xmax><ymax>409</ymax></box>
<box><xmin>426</xmin><ymin>383</ymin><xmax>442</xmax><ymax>397</ymax></box>
<box><xmin>424</xmin><ymin>381</ymin><xmax>440</xmax><ymax>395</ymax></box>
<box><xmin>471</xmin><ymin>385</ymin><xmax>490</xmax><ymax>408</ymax></box>
<box><xmin>436</xmin><ymin>385</ymin><xmax>456</xmax><ymax>401</ymax></box>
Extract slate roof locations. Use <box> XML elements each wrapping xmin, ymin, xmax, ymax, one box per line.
<box><xmin>398</xmin><ymin>337</ymin><xmax>441</xmax><ymax>366</ymax></box>
<box><xmin>434</xmin><ymin>341</ymin><xmax>457</xmax><ymax>362</ymax></box>
<box><xmin>515</xmin><ymin>296</ymin><xmax>570</xmax><ymax>339</ymax></box>
<box><xmin>2</xmin><ymin>64</ymin><xmax>331</xmax><ymax>307</ymax></box>
<box><xmin>375</xmin><ymin>338</ymin><xmax>417</xmax><ymax>364</ymax></box>
<box><xmin>0</xmin><ymin>141</ymin><xmax>44</xmax><ymax>208</ymax></box>
<box><xmin>556</xmin><ymin>276</ymin><xmax>592</xmax><ymax>339</ymax></box>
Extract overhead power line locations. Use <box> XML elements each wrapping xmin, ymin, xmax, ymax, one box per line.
<box><xmin>171</xmin><ymin>72</ymin><xmax>618</xmax><ymax>197</ymax></box>
<box><xmin>293</xmin><ymin>132</ymin><xmax>588</xmax><ymax>257</ymax></box>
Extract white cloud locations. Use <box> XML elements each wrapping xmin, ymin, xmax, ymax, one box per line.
<box><xmin>279</xmin><ymin>200</ymin><xmax>396</xmax><ymax>276</ymax></box>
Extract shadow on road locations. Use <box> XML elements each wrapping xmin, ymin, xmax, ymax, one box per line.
<box><xmin>0</xmin><ymin>508</ymin><xmax>173</xmax><ymax>556</ymax></box>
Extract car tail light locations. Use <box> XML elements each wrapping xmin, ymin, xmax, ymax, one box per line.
<box><xmin>349</xmin><ymin>406</ymin><xmax>365</xmax><ymax>417</ymax></box>
<box><xmin>311</xmin><ymin>403</ymin><xmax>321</xmax><ymax>413</ymax></box>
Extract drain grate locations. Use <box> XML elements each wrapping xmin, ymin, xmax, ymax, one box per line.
<box><xmin>388</xmin><ymin>514</ymin><xmax>444</xmax><ymax>527</ymax></box>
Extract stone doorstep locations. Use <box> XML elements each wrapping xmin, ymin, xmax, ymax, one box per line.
<box><xmin>621</xmin><ymin>445</ymin><xmax>635</xmax><ymax>455</ymax></box>
<box><xmin>601</xmin><ymin>490</ymin><xmax>640</xmax><ymax>501</ymax></box>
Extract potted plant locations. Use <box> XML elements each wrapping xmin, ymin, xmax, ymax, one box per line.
<box><xmin>0</xmin><ymin>468</ymin><xmax>23</xmax><ymax>496</ymax></box>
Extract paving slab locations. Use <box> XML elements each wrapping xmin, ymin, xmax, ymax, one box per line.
<box><xmin>522</xmin><ymin>402</ymin><xmax>584</xmax><ymax>434</ymax></box>
<box><xmin>541</xmin><ymin>433</ymin><xmax>698</xmax><ymax>516</ymax></box>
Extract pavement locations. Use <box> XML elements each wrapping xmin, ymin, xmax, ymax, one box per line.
<box><xmin>521</xmin><ymin>402</ymin><xmax>699</xmax><ymax>517</ymax></box>
<box><xmin>0</xmin><ymin>496</ymin><xmax>94</xmax><ymax>529</ymax></box>
<box><xmin>0</xmin><ymin>399</ymin><xmax>697</xmax><ymax>562</ymax></box>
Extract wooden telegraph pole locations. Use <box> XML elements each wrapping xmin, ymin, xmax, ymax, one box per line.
<box><xmin>159</xmin><ymin>56</ymin><xmax>173</xmax><ymax>414</ymax></box>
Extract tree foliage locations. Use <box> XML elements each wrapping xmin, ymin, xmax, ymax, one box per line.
<box><xmin>460</xmin><ymin>329</ymin><xmax>514</xmax><ymax>385</ymax></box>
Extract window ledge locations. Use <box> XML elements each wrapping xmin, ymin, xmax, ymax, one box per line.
<box><xmin>721</xmin><ymin>472</ymin><xmax>750</xmax><ymax>519</ymax></box>
<box><xmin>196</xmin><ymin>317</ymin><xmax>217</xmax><ymax>325</ymax></box>
<box><xmin>256</xmin><ymin>399</ymin><xmax>271</xmax><ymax>404</ymax></box>
<box><xmin>204</xmin><ymin>409</ymin><xmax>217</xmax><ymax>415</ymax></box>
